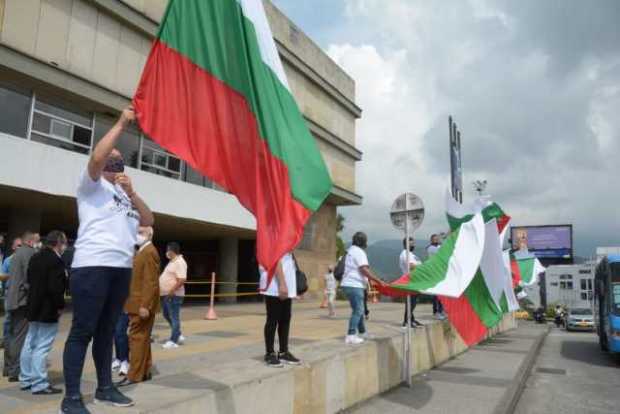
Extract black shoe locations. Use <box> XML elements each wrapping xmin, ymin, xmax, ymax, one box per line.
<box><xmin>8</xmin><ymin>376</ymin><xmax>19</xmax><ymax>382</ymax></box>
<box><xmin>33</xmin><ymin>386</ymin><xmax>62</xmax><ymax>395</ymax></box>
<box><xmin>115</xmin><ymin>378</ymin><xmax>138</xmax><ymax>388</ymax></box>
<box><xmin>413</xmin><ymin>319</ymin><xmax>424</xmax><ymax>327</ymax></box>
<box><xmin>94</xmin><ymin>386</ymin><xmax>134</xmax><ymax>407</ymax></box>
<box><xmin>264</xmin><ymin>353</ymin><xmax>283</xmax><ymax>368</ymax></box>
<box><xmin>20</xmin><ymin>385</ymin><xmax>31</xmax><ymax>391</ymax></box>
<box><xmin>278</xmin><ymin>351</ymin><xmax>301</xmax><ymax>365</ymax></box>
<box><xmin>60</xmin><ymin>396</ymin><xmax>91</xmax><ymax>414</ymax></box>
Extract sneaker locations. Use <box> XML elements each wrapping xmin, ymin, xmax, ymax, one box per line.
<box><xmin>264</xmin><ymin>353</ymin><xmax>284</xmax><ymax>368</ymax></box>
<box><xmin>359</xmin><ymin>332</ymin><xmax>375</xmax><ymax>340</ymax></box>
<box><xmin>345</xmin><ymin>335</ymin><xmax>364</xmax><ymax>345</ymax></box>
<box><xmin>119</xmin><ymin>361</ymin><xmax>129</xmax><ymax>376</ymax></box>
<box><xmin>59</xmin><ymin>396</ymin><xmax>91</xmax><ymax>414</ymax></box>
<box><xmin>178</xmin><ymin>335</ymin><xmax>186</xmax><ymax>345</ymax></box>
<box><xmin>278</xmin><ymin>351</ymin><xmax>301</xmax><ymax>365</ymax></box>
<box><xmin>33</xmin><ymin>385</ymin><xmax>62</xmax><ymax>395</ymax></box>
<box><xmin>94</xmin><ymin>386</ymin><xmax>134</xmax><ymax>407</ymax></box>
<box><xmin>162</xmin><ymin>340</ymin><xmax>179</xmax><ymax>349</ymax></box>
<box><xmin>413</xmin><ymin>319</ymin><xmax>424</xmax><ymax>327</ymax></box>
<box><xmin>111</xmin><ymin>359</ymin><xmax>121</xmax><ymax>370</ymax></box>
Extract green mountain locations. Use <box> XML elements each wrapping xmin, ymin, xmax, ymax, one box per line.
<box><xmin>365</xmin><ymin>239</ymin><xmax>429</xmax><ymax>281</ymax></box>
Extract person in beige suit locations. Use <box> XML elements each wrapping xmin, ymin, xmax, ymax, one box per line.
<box><xmin>117</xmin><ymin>227</ymin><xmax>160</xmax><ymax>386</ymax></box>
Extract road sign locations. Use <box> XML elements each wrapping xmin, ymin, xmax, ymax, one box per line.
<box><xmin>390</xmin><ymin>193</ymin><xmax>425</xmax><ymax>232</ymax></box>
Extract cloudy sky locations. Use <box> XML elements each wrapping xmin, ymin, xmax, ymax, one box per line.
<box><xmin>272</xmin><ymin>0</ymin><xmax>620</xmax><ymax>256</ymax></box>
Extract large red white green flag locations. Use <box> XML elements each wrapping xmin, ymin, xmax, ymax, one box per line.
<box><xmin>134</xmin><ymin>0</ymin><xmax>333</xmax><ymax>275</ymax></box>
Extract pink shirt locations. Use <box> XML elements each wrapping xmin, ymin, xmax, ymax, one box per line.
<box><xmin>159</xmin><ymin>255</ymin><xmax>188</xmax><ymax>296</ymax></box>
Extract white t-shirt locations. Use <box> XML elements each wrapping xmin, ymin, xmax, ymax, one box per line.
<box><xmin>341</xmin><ymin>246</ymin><xmax>369</xmax><ymax>289</ymax></box>
<box><xmin>399</xmin><ymin>250</ymin><xmax>421</xmax><ymax>275</ymax></box>
<box><xmin>426</xmin><ymin>244</ymin><xmax>441</xmax><ymax>257</ymax></box>
<box><xmin>324</xmin><ymin>272</ymin><xmax>337</xmax><ymax>292</ymax></box>
<box><xmin>72</xmin><ymin>170</ymin><xmax>140</xmax><ymax>269</ymax></box>
<box><xmin>259</xmin><ymin>253</ymin><xmax>297</xmax><ymax>298</ymax></box>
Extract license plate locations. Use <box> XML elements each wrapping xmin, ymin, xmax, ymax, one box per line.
<box><xmin>578</xmin><ymin>322</ymin><xmax>589</xmax><ymax>326</ymax></box>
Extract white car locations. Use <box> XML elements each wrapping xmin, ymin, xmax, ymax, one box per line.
<box><xmin>565</xmin><ymin>308</ymin><xmax>594</xmax><ymax>332</ymax></box>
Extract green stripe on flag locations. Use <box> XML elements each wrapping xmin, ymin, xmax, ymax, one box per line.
<box><xmin>157</xmin><ymin>0</ymin><xmax>331</xmax><ymax>211</ymax></box>
<box><xmin>464</xmin><ymin>271</ymin><xmax>503</xmax><ymax>328</ymax></box>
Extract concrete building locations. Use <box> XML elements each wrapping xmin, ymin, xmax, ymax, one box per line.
<box><xmin>0</xmin><ymin>0</ymin><xmax>362</xmax><ymax>300</ymax></box>
<box><xmin>529</xmin><ymin>264</ymin><xmax>595</xmax><ymax>309</ymax></box>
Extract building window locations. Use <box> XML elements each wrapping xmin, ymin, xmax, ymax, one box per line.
<box><xmin>581</xmin><ymin>279</ymin><xmax>587</xmax><ymax>290</ymax></box>
<box><xmin>141</xmin><ymin>137</ymin><xmax>182</xmax><ymax>180</ymax></box>
<box><xmin>579</xmin><ymin>269</ymin><xmax>591</xmax><ymax>274</ymax></box>
<box><xmin>0</xmin><ymin>84</ymin><xmax>32</xmax><ymax>138</ymax></box>
<box><xmin>30</xmin><ymin>95</ymin><xmax>93</xmax><ymax>155</ymax></box>
<box><xmin>298</xmin><ymin>215</ymin><xmax>316</xmax><ymax>250</ymax></box>
<box><xmin>183</xmin><ymin>164</ymin><xmax>215</xmax><ymax>189</ymax></box>
<box><xmin>581</xmin><ymin>292</ymin><xmax>587</xmax><ymax>300</ymax></box>
<box><xmin>587</xmin><ymin>279</ymin><xmax>593</xmax><ymax>290</ymax></box>
<box><xmin>560</xmin><ymin>281</ymin><xmax>573</xmax><ymax>290</ymax></box>
<box><xmin>551</xmin><ymin>282</ymin><xmax>558</xmax><ymax>287</ymax></box>
<box><xmin>559</xmin><ymin>274</ymin><xmax>573</xmax><ymax>280</ymax></box>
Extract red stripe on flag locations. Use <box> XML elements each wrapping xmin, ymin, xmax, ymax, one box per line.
<box><xmin>510</xmin><ymin>257</ymin><xmax>522</xmax><ymax>288</ymax></box>
<box><xmin>134</xmin><ymin>41</ymin><xmax>311</xmax><ymax>282</ymax></box>
<box><xmin>439</xmin><ymin>295</ymin><xmax>488</xmax><ymax>346</ymax></box>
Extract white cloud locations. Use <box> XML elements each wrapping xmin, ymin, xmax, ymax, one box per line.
<box><xmin>325</xmin><ymin>0</ymin><xmax>620</xmax><ymax>254</ymax></box>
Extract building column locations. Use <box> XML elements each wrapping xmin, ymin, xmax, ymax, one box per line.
<box><xmin>7</xmin><ymin>207</ymin><xmax>42</xmax><ymax>242</ymax></box>
<box><xmin>219</xmin><ymin>237</ymin><xmax>239</xmax><ymax>303</ymax></box>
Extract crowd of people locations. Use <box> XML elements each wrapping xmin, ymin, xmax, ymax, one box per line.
<box><xmin>0</xmin><ymin>106</ymin><xmax>449</xmax><ymax>413</ymax></box>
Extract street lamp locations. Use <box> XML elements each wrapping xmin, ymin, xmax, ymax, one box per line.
<box><xmin>473</xmin><ymin>180</ymin><xmax>487</xmax><ymax>196</ymax></box>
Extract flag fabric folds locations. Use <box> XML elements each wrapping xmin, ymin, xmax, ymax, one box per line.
<box><xmin>133</xmin><ymin>0</ymin><xmax>333</xmax><ymax>277</ymax></box>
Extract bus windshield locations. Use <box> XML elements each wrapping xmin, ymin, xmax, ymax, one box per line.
<box><xmin>611</xmin><ymin>262</ymin><xmax>620</xmax><ymax>314</ymax></box>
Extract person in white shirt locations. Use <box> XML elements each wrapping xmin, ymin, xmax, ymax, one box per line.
<box><xmin>259</xmin><ymin>253</ymin><xmax>301</xmax><ymax>367</ymax></box>
<box><xmin>426</xmin><ymin>234</ymin><xmax>446</xmax><ymax>320</ymax></box>
<box><xmin>400</xmin><ymin>237</ymin><xmax>423</xmax><ymax>328</ymax></box>
<box><xmin>341</xmin><ymin>232</ymin><xmax>385</xmax><ymax>345</ymax></box>
<box><xmin>61</xmin><ymin>106</ymin><xmax>154</xmax><ymax>414</ymax></box>
<box><xmin>324</xmin><ymin>266</ymin><xmax>337</xmax><ymax>317</ymax></box>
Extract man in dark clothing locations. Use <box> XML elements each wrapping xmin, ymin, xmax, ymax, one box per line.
<box><xmin>19</xmin><ymin>231</ymin><xmax>67</xmax><ymax>395</ymax></box>
<box><xmin>3</xmin><ymin>231</ymin><xmax>39</xmax><ymax>381</ymax></box>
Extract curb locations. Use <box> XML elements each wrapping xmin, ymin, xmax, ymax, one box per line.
<box><xmin>493</xmin><ymin>323</ymin><xmax>551</xmax><ymax>414</ymax></box>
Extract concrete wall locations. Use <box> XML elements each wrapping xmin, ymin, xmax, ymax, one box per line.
<box><xmin>295</xmin><ymin>204</ymin><xmax>338</xmax><ymax>296</ymax></box>
<box><xmin>123</xmin><ymin>314</ymin><xmax>517</xmax><ymax>414</ymax></box>
<box><xmin>0</xmin><ymin>132</ymin><xmax>256</xmax><ymax>231</ymax></box>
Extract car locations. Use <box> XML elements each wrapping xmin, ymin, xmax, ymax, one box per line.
<box><xmin>565</xmin><ymin>307</ymin><xmax>595</xmax><ymax>332</ymax></box>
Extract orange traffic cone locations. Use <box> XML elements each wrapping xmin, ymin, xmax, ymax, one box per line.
<box><xmin>205</xmin><ymin>272</ymin><xmax>218</xmax><ymax>320</ymax></box>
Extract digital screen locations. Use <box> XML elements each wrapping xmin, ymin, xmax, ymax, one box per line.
<box><xmin>511</xmin><ymin>225</ymin><xmax>572</xmax><ymax>258</ymax></box>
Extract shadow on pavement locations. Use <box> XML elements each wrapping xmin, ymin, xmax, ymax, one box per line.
<box><xmin>381</xmin><ymin>380</ymin><xmax>434</xmax><ymax>410</ymax></box>
<box><xmin>560</xmin><ymin>339</ymin><xmax>620</xmax><ymax>367</ymax></box>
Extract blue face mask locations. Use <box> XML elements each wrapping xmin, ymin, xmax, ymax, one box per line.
<box><xmin>103</xmin><ymin>156</ymin><xmax>125</xmax><ymax>173</ymax></box>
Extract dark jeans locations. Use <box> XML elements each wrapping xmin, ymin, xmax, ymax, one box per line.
<box><xmin>403</xmin><ymin>295</ymin><xmax>418</xmax><ymax>325</ymax></box>
<box><xmin>161</xmin><ymin>296</ymin><xmax>183</xmax><ymax>343</ymax></box>
<box><xmin>113</xmin><ymin>312</ymin><xmax>129</xmax><ymax>362</ymax></box>
<box><xmin>343</xmin><ymin>286</ymin><xmax>366</xmax><ymax>335</ymax></box>
<box><xmin>63</xmin><ymin>267</ymin><xmax>131</xmax><ymax>397</ymax></box>
<box><xmin>363</xmin><ymin>289</ymin><xmax>369</xmax><ymax>318</ymax></box>
<box><xmin>3</xmin><ymin>306</ymin><xmax>28</xmax><ymax>377</ymax></box>
<box><xmin>432</xmin><ymin>297</ymin><xmax>444</xmax><ymax>314</ymax></box>
<box><xmin>264</xmin><ymin>296</ymin><xmax>292</xmax><ymax>354</ymax></box>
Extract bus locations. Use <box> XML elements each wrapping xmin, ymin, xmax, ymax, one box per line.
<box><xmin>594</xmin><ymin>255</ymin><xmax>620</xmax><ymax>354</ymax></box>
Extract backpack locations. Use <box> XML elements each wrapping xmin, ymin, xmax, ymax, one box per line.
<box><xmin>291</xmin><ymin>254</ymin><xmax>308</xmax><ymax>296</ymax></box>
<box><xmin>334</xmin><ymin>253</ymin><xmax>347</xmax><ymax>282</ymax></box>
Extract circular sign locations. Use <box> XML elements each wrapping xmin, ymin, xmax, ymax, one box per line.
<box><xmin>390</xmin><ymin>193</ymin><xmax>425</xmax><ymax>232</ymax></box>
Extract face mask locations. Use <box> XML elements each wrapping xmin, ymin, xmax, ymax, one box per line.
<box><xmin>136</xmin><ymin>235</ymin><xmax>147</xmax><ymax>246</ymax></box>
<box><xmin>103</xmin><ymin>156</ymin><xmax>125</xmax><ymax>173</ymax></box>
<box><xmin>34</xmin><ymin>242</ymin><xmax>42</xmax><ymax>250</ymax></box>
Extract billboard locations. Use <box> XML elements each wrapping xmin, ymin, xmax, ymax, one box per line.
<box><xmin>511</xmin><ymin>225</ymin><xmax>573</xmax><ymax>259</ymax></box>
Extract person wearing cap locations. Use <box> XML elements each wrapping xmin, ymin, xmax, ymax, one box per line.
<box><xmin>60</xmin><ymin>106</ymin><xmax>154</xmax><ymax>414</ymax></box>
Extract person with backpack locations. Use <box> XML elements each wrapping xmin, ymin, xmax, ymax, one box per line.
<box><xmin>340</xmin><ymin>232</ymin><xmax>385</xmax><ymax>345</ymax></box>
<box><xmin>259</xmin><ymin>253</ymin><xmax>302</xmax><ymax>368</ymax></box>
